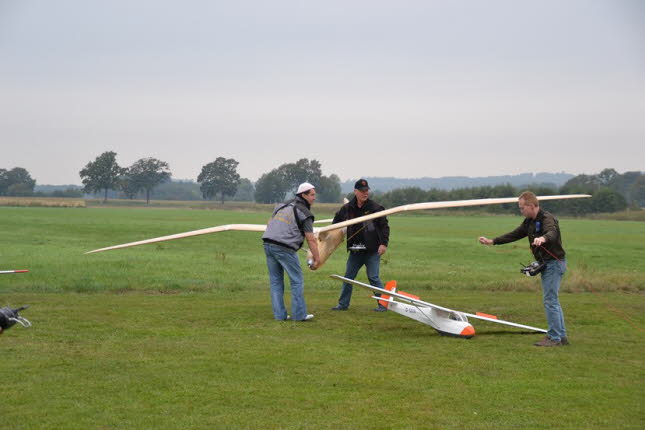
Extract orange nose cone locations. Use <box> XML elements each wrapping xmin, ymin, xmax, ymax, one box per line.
<box><xmin>460</xmin><ymin>325</ymin><xmax>475</xmax><ymax>338</ymax></box>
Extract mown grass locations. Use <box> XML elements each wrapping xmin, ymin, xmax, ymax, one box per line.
<box><xmin>1</xmin><ymin>205</ymin><xmax>644</xmax><ymax>429</ymax></box>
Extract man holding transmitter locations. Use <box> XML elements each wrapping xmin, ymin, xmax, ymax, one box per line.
<box><xmin>479</xmin><ymin>191</ymin><xmax>569</xmax><ymax>347</ymax></box>
<box><xmin>331</xmin><ymin>179</ymin><xmax>390</xmax><ymax>312</ymax></box>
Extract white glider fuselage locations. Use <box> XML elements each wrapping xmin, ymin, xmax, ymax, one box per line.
<box><xmin>383</xmin><ymin>299</ymin><xmax>475</xmax><ymax>338</ymax></box>
<box><xmin>331</xmin><ymin>275</ymin><xmax>546</xmax><ymax>338</ymax></box>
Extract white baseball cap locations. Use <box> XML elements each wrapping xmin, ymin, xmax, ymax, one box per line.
<box><xmin>296</xmin><ymin>182</ymin><xmax>315</xmax><ymax>194</ymax></box>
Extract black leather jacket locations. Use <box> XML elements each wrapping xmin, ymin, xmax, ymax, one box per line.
<box><xmin>332</xmin><ymin>197</ymin><xmax>389</xmax><ymax>253</ymax></box>
<box><xmin>493</xmin><ymin>209</ymin><xmax>565</xmax><ymax>261</ymax></box>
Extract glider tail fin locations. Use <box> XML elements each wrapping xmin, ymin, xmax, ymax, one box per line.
<box><xmin>378</xmin><ymin>281</ymin><xmax>420</xmax><ymax>308</ymax></box>
<box><xmin>378</xmin><ymin>280</ymin><xmax>397</xmax><ymax>309</ymax></box>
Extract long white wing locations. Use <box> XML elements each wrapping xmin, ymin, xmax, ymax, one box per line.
<box><xmin>86</xmin><ymin>224</ymin><xmax>267</xmax><ymax>254</ymax></box>
<box><xmin>317</xmin><ymin>194</ymin><xmax>590</xmax><ymax>233</ymax></box>
<box><xmin>330</xmin><ymin>275</ymin><xmax>547</xmax><ymax>333</ymax></box>
<box><xmin>86</xmin><ymin>194</ymin><xmax>590</xmax><ymax>254</ymax></box>
<box><xmin>313</xmin><ymin>218</ymin><xmax>333</xmax><ymax>224</ymax></box>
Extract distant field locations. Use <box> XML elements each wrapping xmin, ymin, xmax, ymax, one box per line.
<box><xmin>84</xmin><ymin>198</ymin><xmax>349</xmax><ymax>213</ymax></box>
<box><xmin>0</xmin><ymin>196</ymin><xmax>85</xmax><ymax>207</ymax></box>
<box><xmin>1</xmin><ymin>205</ymin><xmax>643</xmax><ymax>429</ymax></box>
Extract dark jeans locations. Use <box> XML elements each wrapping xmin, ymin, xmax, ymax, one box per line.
<box><xmin>337</xmin><ymin>251</ymin><xmax>383</xmax><ymax>308</ymax></box>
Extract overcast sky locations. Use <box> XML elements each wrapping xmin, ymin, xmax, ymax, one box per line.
<box><xmin>1</xmin><ymin>0</ymin><xmax>643</xmax><ymax>185</ymax></box>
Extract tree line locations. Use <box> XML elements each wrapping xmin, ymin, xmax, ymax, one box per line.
<box><xmin>375</xmin><ymin>168</ymin><xmax>644</xmax><ymax>215</ymax></box>
<box><xmin>78</xmin><ymin>152</ymin><xmax>235</xmax><ymax>204</ymax></box>
<box><xmin>3</xmin><ymin>156</ymin><xmax>643</xmax><ymax>214</ymax></box>
<box><xmin>0</xmin><ymin>167</ymin><xmax>36</xmax><ymax>196</ymax></box>
<box><xmin>253</xmin><ymin>159</ymin><xmax>341</xmax><ymax>203</ymax></box>
<box><xmin>77</xmin><ymin>152</ymin><xmax>343</xmax><ymax>204</ymax></box>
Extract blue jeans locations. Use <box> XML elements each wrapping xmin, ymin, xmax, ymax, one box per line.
<box><xmin>337</xmin><ymin>252</ymin><xmax>383</xmax><ymax>308</ymax></box>
<box><xmin>541</xmin><ymin>259</ymin><xmax>567</xmax><ymax>341</ymax></box>
<box><xmin>264</xmin><ymin>243</ymin><xmax>308</xmax><ymax>321</ymax></box>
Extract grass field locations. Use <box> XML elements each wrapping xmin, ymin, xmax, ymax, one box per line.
<box><xmin>1</xmin><ymin>204</ymin><xmax>644</xmax><ymax>429</ymax></box>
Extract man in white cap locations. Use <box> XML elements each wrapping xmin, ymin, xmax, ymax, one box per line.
<box><xmin>262</xmin><ymin>182</ymin><xmax>321</xmax><ymax>321</ymax></box>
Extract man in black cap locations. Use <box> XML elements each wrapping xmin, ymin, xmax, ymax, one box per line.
<box><xmin>331</xmin><ymin>179</ymin><xmax>390</xmax><ymax>311</ymax></box>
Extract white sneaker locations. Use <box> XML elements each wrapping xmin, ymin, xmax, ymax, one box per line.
<box><xmin>302</xmin><ymin>314</ymin><xmax>314</xmax><ymax>321</ymax></box>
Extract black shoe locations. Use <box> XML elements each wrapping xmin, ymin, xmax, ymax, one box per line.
<box><xmin>373</xmin><ymin>306</ymin><xmax>387</xmax><ymax>312</ymax></box>
<box><xmin>331</xmin><ymin>305</ymin><xmax>348</xmax><ymax>311</ymax></box>
<box><xmin>534</xmin><ymin>337</ymin><xmax>562</xmax><ymax>347</ymax></box>
<box><xmin>542</xmin><ymin>335</ymin><xmax>570</xmax><ymax>345</ymax></box>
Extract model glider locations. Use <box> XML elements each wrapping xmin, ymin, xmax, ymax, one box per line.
<box><xmin>86</xmin><ymin>194</ymin><xmax>590</xmax><ymax>269</ymax></box>
<box><xmin>330</xmin><ymin>275</ymin><xmax>546</xmax><ymax>338</ymax></box>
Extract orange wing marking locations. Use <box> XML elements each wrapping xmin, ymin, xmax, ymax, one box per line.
<box><xmin>476</xmin><ymin>312</ymin><xmax>498</xmax><ymax>320</ymax></box>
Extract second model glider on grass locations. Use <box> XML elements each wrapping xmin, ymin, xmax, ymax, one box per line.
<box><xmin>330</xmin><ymin>275</ymin><xmax>545</xmax><ymax>338</ymax></box>
<box><xmin>86</xmin><ymin>194</ymin><xmax>591</xmax><ymax>268</ymax></box>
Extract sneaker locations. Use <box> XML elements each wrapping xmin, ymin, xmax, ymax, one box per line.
<box><xmin>331</xmin><ymin>305</ymin><xmax>348</xmax><ymax>311</ymax></box>
<box><xmin>299</xmin><ymin>314</ymin><xmax>314</xmax><ymax>321</ymax></box>
<box><xmin>373</xmin><ymin>305</ymin><xmax>387</xmax><ymax>312</ymax></box>
<box><xmin>534</xmin><ymin>337</ymin><xmax>562</xmax><ymax>347</ymax></box>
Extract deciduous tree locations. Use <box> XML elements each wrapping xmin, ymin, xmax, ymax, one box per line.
<box><xmin>316</xmin><ymin>174</ymin><xmax>342</xmax><ymax>203</ymax></box>
<box><xmin>231</xmin><ymin>178</ymin><xmax>255</xmax><ymax>201</ymax></box>
<box><xmin>79</xmin><ymin>151</ymin><xmax>124</xmax><ymax>202</ymax></box>
<box><xmin>197</xmin><ymin>157</ymin><xmax>241</xmax><ymax>204</ymax></box>
<box><xmin>118</xmin><ymin>174</ymin><xmax>141</xmax><ymax>200</ymax></box>
<box><xmin>591</xmin><ymin>188</ymin><xmax>628</xmax><ymax>213</ymax></box>
<box><xmin>629</xmin><ymin>175</ymin><xmax>645</xmax><ymax>208</ymax></box>
<box><xmin>126</xmin><ymin>158</ymin><xmax>171</xmax><ymax>204</ymax></box>
<box><xmin>254</xmin><ymin>170</ymin><xmax>289</xmax><ymax>203</ymax></box>
<box><xmin>278</xmin><ymin>159</ymin><xmax>323</xmax><ymax>193</ymax></box>
<box><xmin>0</xmin><ymin>167</ymin><xmax>36</xmax><ymax>196</ymax></box>
<box><xmin>255</xmin><ymin>159</ymin><xmax>338</xmax><ymax>203</ymax></box>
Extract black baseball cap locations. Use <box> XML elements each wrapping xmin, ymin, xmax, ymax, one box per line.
<box><xmin>354</xmin><ymin>179</ymin><xmax>370</xmax><ymax>191</ymax></box>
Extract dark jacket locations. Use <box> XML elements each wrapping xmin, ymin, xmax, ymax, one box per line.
<box><xmin>332</xmin><ymin>197</ymin><xmax>389</xmax><ymax>253</ymax></box>
<box><xmin>493</xmin><ymin>208</ymin><xmax>565</xmax><ymax>261</ymax></box>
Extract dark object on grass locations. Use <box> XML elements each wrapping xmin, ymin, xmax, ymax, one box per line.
<box><xmin>0</xmin><ymin>305</ymin><xmax>32</xmax><ymax>331</ymax></box>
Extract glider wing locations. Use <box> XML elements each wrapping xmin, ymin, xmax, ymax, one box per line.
<box><xmin>313</xmin><ymin>218</ymin><xmax>333</xmax><ymax>224</ymax></box>
<box><xmin>86</xmin><ymin>224</ymin><xmax>267</xmax><ymax>254</ymax></box>
<box><xmin>317</xmin><ymin>194</ymin><xmax>590</xmax><ymax>234</ymax></box>
<box><xmin>86</xmin><ymin>194</ymin><xmax>590</xmax><ymax>256</ymax></box>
